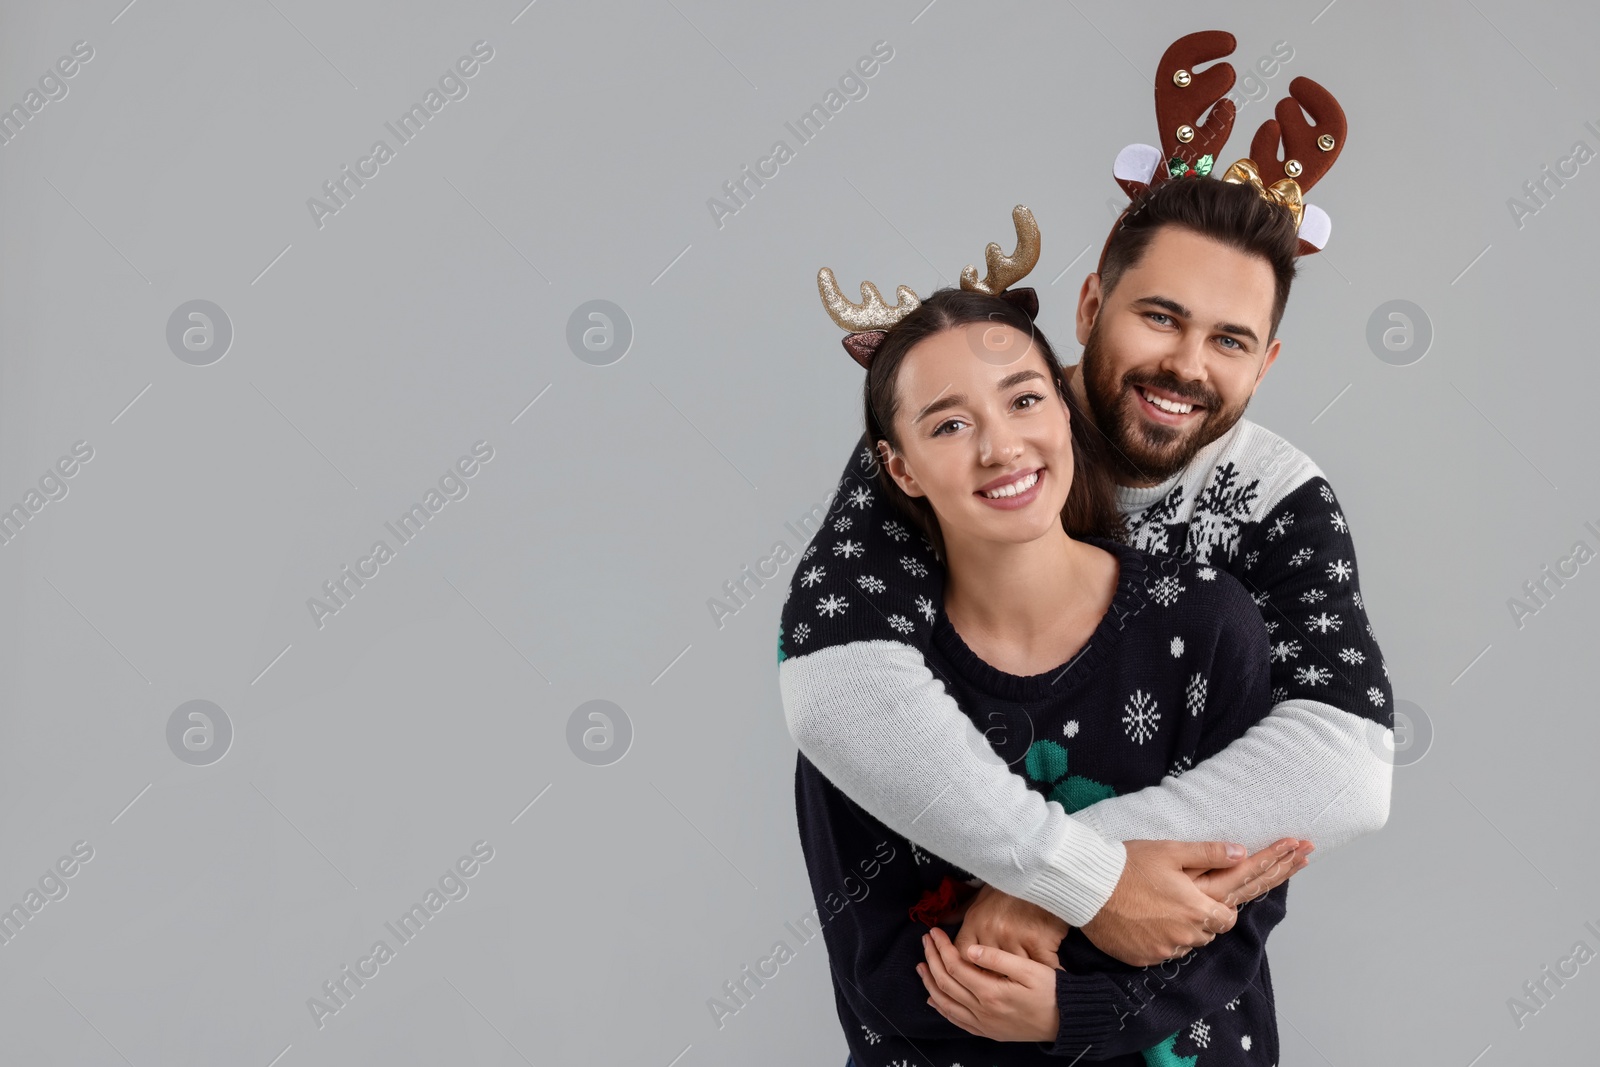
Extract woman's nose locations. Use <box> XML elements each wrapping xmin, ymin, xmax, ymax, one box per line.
<box><xmin>980</xmin><ymin>427</ymin><xmax>1024</xmax><ymax>463</ymax></box>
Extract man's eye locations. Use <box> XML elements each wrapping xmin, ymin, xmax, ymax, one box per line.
<box><xmin>1218</xmin><ymin>336</ymin><xmax>1243</xmax><ymax>350</ymax></box>
<box><xmin>1146</xmin><ymin>312</ymin><xmax>1173</xmax><ymax>326</ymax></box>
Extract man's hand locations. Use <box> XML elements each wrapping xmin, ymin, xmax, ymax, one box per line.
<box><xmin>1193</xmin><ymin>838</ymin><xmax>1313</xmax><ymax>909</ymax></box>
<box><xmin>1081</xmin><ymin>838</ymin><xmax>1308</xmax><ymax>967</ymax></box>
<box><xmin>952</xmin><ymin>883</ymin><xmax>1071</xmax><ymax>970</ymax></box>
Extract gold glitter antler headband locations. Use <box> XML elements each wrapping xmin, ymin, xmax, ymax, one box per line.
<box><xmin>818</xmin><ymin>205</ymin><xmax>1044</xmax><ymax>369</ymax></box>
<box><xmin>959</xmin><ymin>204</ymin><xmax>1041</xmax><ymax>295</ymax></box>
<box><xmin>816</xmin><ymin>272</ymin><xmax>921</xmax><ymax>332</ymax></box>
<box><xmin>1098</xmin><ymin>30</ymin><xmax>1347</xmax><ymax>274</ymax></box>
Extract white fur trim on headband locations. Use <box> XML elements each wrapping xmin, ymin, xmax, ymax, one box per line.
<box><xmin>1298</xmin><ymin>203</ymin><xmax>1331</xmax><ymax>251</ymax></box>
<box><xmin>1113</xmin><ymin>143</ymin><xmax>1163</xmax><ymax>186</ymax></box>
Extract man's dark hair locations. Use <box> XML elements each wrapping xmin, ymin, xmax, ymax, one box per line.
<box><xmin>1100</xmin><ymin>177</ymin><xmax>1302</xmax><ymax>342</ymax></box>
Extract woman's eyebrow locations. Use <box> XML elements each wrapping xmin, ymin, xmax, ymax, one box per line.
<box><xmin>913</xmin><ymin>370</ymin><xmax>1046</xmax><ymax>424</ymax></box>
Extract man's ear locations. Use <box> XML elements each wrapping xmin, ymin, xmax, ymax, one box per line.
<box><xmin>1076</xmin><ymin>273</ymin><xmax>1103</xmax><ymax>346</ymax></box>
<box><xmin>1252</xmin><ymin>338</ymin><xmax>1282</xmax><ymax>395</ymax></box>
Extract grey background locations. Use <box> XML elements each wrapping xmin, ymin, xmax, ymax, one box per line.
<box><xmin>0</xmin><ymin>0</ymin><xmax>1593</xmax><ymax>1063</ymax></box>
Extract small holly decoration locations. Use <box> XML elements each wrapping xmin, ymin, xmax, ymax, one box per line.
<box><xmin>1166</xmin><ymin>153</ymin><xmax>1215</xmax><ymax>179</ymax></box>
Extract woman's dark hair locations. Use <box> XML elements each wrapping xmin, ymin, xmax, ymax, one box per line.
<box><xmin>1101</xmin><ymin>176</ymin><xmax>1301</xmax><ymax>342</ymax></box>
<box><xmin>862</xmin><ymin>287</ymin><xmax>1127</xmax><ymax>561</ymax></box>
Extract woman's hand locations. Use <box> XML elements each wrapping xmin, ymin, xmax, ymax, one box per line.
<box><xmin>952</xmin><ymin>884</ymin><xmax>1071</xmax><ymax>970</ymax></box>
<box><xmin>916</xmin><ymin>927</ymin><xmax>1060</xmax><ymax>1042</ymax></box>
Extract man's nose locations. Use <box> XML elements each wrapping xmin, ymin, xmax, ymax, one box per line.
<box><xmin>1158</xmin><ymin>331</ymin><xmax>1209</xmax><ymax>384</ymax></box>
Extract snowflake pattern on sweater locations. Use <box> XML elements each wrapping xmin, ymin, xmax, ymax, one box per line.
<box><xmin>794</xmin><ymin>538</ymin><xmax>1286</xmax><ymax>1066</ymax></box>
<box><xmin>779</xmin><ymin>417</ymin><xmax>1390</xmax><ymax>1066</ymax></box>
<box><xmin>777</xmin><ymin>417</ymin><xmax>1393</xmax><ymax>729</ymax></box>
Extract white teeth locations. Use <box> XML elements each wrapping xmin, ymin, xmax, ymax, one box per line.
<box><xmin>982</xmin><ymin>471</ymin><xmax>1039</xmax><ymax>498</ymax></box>
<box><xmin>1140</xmin><ymin>387</ymin><xmax>1194</xmax><ymax>414</ymax></box>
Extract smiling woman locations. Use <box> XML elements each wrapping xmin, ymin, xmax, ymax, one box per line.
<box><xmin>859</xmin><ymin>289</ymin><xmax>1127</xmax><ymax>565</ymax></box>
<box><xmin>789</xmin><ymin>272</ymin><xmax>1300</xmax><ymax>1062</ymax></box>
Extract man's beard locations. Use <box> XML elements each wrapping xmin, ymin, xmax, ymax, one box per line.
<box><xmin>1079</xmin><ymin>320</ymin><xmax>1251</xmax><ymax>486</ymax></box>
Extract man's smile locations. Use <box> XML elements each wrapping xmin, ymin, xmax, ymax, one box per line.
<box><xmin>1132</xmin><ymin>383</ymin><xmax>1207</xmax><ymax>426</ymax></box>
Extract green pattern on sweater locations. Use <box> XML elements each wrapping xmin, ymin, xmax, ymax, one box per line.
<box><xmin>1022</xmin><ymin>740</ymin><xmax>1116</xmax><ymax>814</ymax></box>
<box><xmin>1140</xmin><ymin>1032</ymin><xmax>1197</xmax><ymax>1067</ymax></box>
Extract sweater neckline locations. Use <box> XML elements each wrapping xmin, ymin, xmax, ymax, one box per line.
<box><xmin>1115</xmin><ymin>471</ymin><xmax>1183</xmax><ymax>510</ymax></box>
<box><xmin>930</xmin><ymin>536</ymin><xmax>1149</xmax><ymax>703</ymax></box>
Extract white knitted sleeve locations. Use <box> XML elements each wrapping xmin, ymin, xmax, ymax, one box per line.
<box><xmin>781</xmin><ymin>640</ymin><xmax>1127</xmax><ymax>927</ymax></box>
<box><xmin>782</xmin><ymin>644</ymin><xmax>1391</xmax><ymax>925</ymax></box>
<box><xmin>1071</xmin><ymin>698</ymin><xmax>1392</xmax><ymax>853</ymax></box>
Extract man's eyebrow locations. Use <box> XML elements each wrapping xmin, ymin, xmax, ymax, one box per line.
<box><xmin>1132</xmin><ymin>295</ymin><xmax>1260</xmax><ymax>347</ymax></box>
<box><xmin>913</xmin><ymin>369</ymin><xmax>1046</xmax><ymax>423</ymax></box>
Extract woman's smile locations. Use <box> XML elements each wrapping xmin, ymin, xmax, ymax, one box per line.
<box><xmin>975</xmin><ymin>467</ymin><xmax>1045</xmax><ymax>510</ymax></box>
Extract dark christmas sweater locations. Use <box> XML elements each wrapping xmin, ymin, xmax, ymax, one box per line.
<box><xmin>778</xmin><ymin>417</ymin><xmax>1395</xmax><ymax>927</ymax></box>
<box><xmin>795</xmin><ymin>536</ymin><xmax>1288</xmax><ymax>1065</ymax></box>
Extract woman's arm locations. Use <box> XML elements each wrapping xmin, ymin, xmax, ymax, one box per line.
<box><xmin>791</xmin><ymin>752</ymin><xmax>975</xmax><ymax>1041</ymax></box>
<box><xmin>1061</xmin><ymin>885</ymin><xmax>1289</xmax><ymax>1058</ymax></box>
<box><xmin>919</xmin><ymin>883</ymin><xmax>1288</xmax><ymax>1059</ymax></box>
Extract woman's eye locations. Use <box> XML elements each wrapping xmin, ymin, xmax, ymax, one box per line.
<box><xmin>1014</xmin><ymin>392</ymin><xmax>1045</xmax><ymax>409</ymax></box>
<box><xmin>932</xmin><ymin>418</ymin><xmax>967</xmax><ymax>437</ymax></box>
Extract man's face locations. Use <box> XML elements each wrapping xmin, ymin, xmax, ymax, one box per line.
<box><xmin>1075</xmin><ymin>225</ymin><xmax>1282</xmax><ymax>486</ymax></box>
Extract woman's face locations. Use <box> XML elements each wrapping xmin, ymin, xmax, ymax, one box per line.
<box><xmin>880</xmin><ymin>322</ymin><xmax>1074</xmax><ymax>550</ymax></box>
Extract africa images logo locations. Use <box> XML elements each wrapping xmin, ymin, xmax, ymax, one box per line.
<box><xmin>306</xmin><ymin>41</ymin><xmax>495</xmax><ymax>230</ymax></box>
<box><xmin>306</xmin><ymin>441</ymin><xmax>495</xmax><ymax>629</ymax></box>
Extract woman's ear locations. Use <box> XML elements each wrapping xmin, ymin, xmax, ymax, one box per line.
<box><xmin>877</xmin><ymin>440</ymin><xmax>924</xmax><ymax>499</ymax></box>
<box><xmin>872</xmin><ymin>440</ymin><xmax>896</xmax><ymax>484</ymax></box>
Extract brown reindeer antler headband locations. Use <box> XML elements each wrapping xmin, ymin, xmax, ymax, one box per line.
<box><xmin>817</xmin><ymin>204</ymin><xmax>1042</xmax><ymax>369</ymax></box>
<box><xmin>1095</xmin><ymin>29</ymin><xmax>1347</xmax><ymax>275</ymax></box>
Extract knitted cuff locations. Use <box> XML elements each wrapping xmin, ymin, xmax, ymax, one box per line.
<box><xmin>1022</xmin><ymin>817</ymin><xmax>1127</xmax><ymax>928</ymax></box>
<box><xmin>1041</xmin><ymin>970</ymin><xmax>1137</xmax><ymax>1057</ymax></box>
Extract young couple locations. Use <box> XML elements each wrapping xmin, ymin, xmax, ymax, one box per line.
<box><xmin>779</xmin><ymin>31</ymin><xmax>1394</xmax><ymax>1067</ymax></box>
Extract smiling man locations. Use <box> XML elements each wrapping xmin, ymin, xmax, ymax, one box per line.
<box><xmin>1073</xmin><ymin>225</ymin><xmax>1281</xmax><ymax>497</ymax></box>
<box><xmin>1078</xmin><ymin>230</ymin><xmax>1278</xmax><ymax>487</ymax></box>
<box><xmin>778</xmin><ymin>167</ymin><xmax>1395</xmax><ymax>981</ymax></box>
